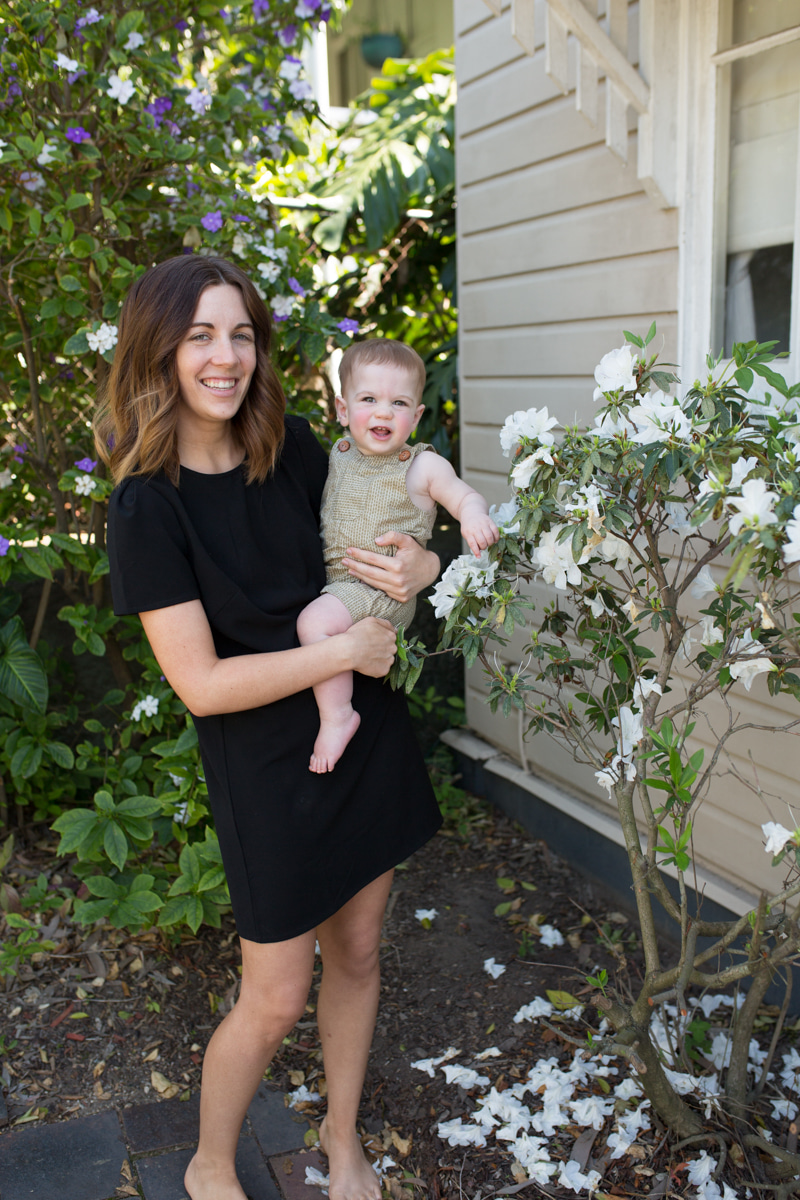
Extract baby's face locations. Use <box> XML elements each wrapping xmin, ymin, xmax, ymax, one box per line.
<box><xmin>335</xmin><ymin>362</ymin><xmax>425</xmax><ymax>457</ymax></box>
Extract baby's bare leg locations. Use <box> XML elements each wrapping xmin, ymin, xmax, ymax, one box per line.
<box><xmin>296</xmin><ymin>594</ymin><xmax>360</xmax><ymax>774</ymax></box>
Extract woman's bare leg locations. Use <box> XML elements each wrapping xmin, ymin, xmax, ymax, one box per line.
<box><xmin>184</xmin><ymin>930</ymin><xmax>317</xmax><ymax>1200</ymax></box>
<box><xmin>316</xmin><ymin>870</ymin><xmax>395</xmax><ymax>1200</ymax></box>
<box><xmin>296</xmin><ymin>594</ymin><xmax>359</xmax><ymax>774</ymax></box>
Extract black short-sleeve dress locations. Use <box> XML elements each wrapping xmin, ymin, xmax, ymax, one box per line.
<box><xmin>107</xmin><ymin>415</ymin><xmax>442</xmax><ymax>943</ymax></box>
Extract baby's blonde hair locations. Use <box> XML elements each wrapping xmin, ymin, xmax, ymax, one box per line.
<box><xmin>338</xmin><ymin>338</ymin><xmax>426</xmax><ymax>402</ymax></box>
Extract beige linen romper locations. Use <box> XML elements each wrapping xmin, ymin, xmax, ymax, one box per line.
<box><xmin>320</xmin><ymin>438</ymin><xmax>437</xmax><ymax>629</ymax></box>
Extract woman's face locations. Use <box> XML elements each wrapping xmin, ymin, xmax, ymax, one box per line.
<box><xmin>175</xmin><ymin>284</ymin><xmax>257</xmax><ymax>432</ymax></box>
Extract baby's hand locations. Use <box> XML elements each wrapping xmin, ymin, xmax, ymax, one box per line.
<box><xmin>461</xmin><ymin>513</ymin><xmax>499</xmax><ymax>558</ymax></box>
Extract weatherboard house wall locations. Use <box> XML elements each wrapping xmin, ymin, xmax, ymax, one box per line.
<box><xmin>451</xmin><ymin>0</ymin><xmax>800</xmax><ymax>916</ymax></box>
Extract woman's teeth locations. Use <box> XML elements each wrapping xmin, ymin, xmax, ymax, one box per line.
<box><xmin>202</xmin><ymin>379</ymin><xmax>236</xmax><ymax>391</ymax></box>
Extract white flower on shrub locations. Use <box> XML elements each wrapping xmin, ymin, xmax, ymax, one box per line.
<box><xmin>762</xmin><ymin>822</ymin><xmax>794</xmax><ymax>856</ymax></box>
<box><xmin>632</xmin><ymin>676</ymin><xmax>662</xmax><ymax>710</ymax></box>
<box><xmin>511</xmin><ymin>446</ymin><xmax>554</xmax><ymax>488</ymax></box>
<box><xmin>783</xmin><ymin>503</ymin><xmax>800</xmax><ymax>565</ymax></box>
<box><xmin>0</xmin><ymin>469</ymin><xmax>13</xmax><ymax>489</ymax></box>
<box><xmin>725</xmin><ymin>476</ymin><xmax>778</xmax><ymax>535</ymax></box>
<box><xmin>629</xmin><ymin>390</ymin><xmax>691</xmax><ymax>444</ymax></box>
<box><xmin>271</xmin><ymin>295</ymin><xmax>294</xmax><ymax>319</ymax></box>
<box><xmin>429</xmin><ymin>551</ymin><xmax>497</xmax><ymax>619</ymax></box>
<box><xmin>499</xmin><ymin>406</ymin><xmax>558</xmax><ymax>458</ymax></box>
<box><xmin>37</xmin><ymin>141</ymin><xmax>58</xmax><ymax>166</ymax></box>
<box><xmin>593</xmin><ymin>345</ymin><xmax>638</xmax><ymax>400</ymax></box>
<box><xmin>107</xmin><ymin>72</ymin><xmax>135</xmax><ymax>105</ymax></box>
<box><xmin>258</xmin><ymin>260</ymin><xmax>282</xmax><ymax>284</ymax></box>
<box><xmin>698</xmin><ymin>616</ymin><xmax>724</xmax><ymax>646</ymax></box>
<box><xmin>690</xmin><ymin>564</ymin><xmax>717</xmax><ymax>599</ymax></box>
<box><xmin>124</xmin><ymin>31</ymin><xmax>145</xmax><ymax>51</ymax></box>
<box><xmin>598</xmin><ymin>532</ymin><xmax>635</xmax><ymax>570</ymax></box>
<box><xmin>55</xmin><ymin>52</ymin><xmax>80</xmax><ymax>71</ymax></box>
<box><xmin>131</xmin><ymin>695</ymin><xmax>159</xmax><ymax>721</ymax></box>
<box><xmin>532</xmin><ymin>526</ymin><xmax>586</xmax><ymax>590</ymax></box>
<box><xmin>612</xmin><ymin>706</ymin><xmax>643</xmax><ymax>762</ymax></box>
<box><xmin>593</xmin><ymin>409</ymin><xmax>636</xmax><ymax>439</ymax></box>
<box><xmin>86</xmin><ymin>323</ymin><xmax>118</xmax><ymax>352</ymax></box>
<box><xmin>73</xmin><ymin>474</ymin><xmax>96</xmax><ymax>496</ymax></box>
<box><xmin>489</xmin><ymin>500</ymin><xmax>519</xmax><ymax>533</ymax></box>
<box><xmin>729</xmin><ymin>655</ymin><xmax>776</xmax><ymax>692</ymax></box>
<box><xmin>664</xmin><ymin>501</ymin><xmax>693</xmax><ymax>536</ymax></box>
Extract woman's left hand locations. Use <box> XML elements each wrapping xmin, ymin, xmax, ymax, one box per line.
<box><xmin>342</xmin><ymin>531</ymin><xmax>440</xmax><ymax>604</ymax></box>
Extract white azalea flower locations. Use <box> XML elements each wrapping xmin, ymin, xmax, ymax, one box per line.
<box><xmin>107</xmin><ymin>72</ymin><xmax>135</xmax><ymax>104</ymax></box>
<box><xmin>511</xmin><ymin>446</ymin><xmax>554</xmax><ymax>488</ymax></box>
<box><xmin>699</xmin><ymin>616</ymin><xmax>724</xmax><ymax>646</ymax></box>
<box><xmin>475</xmin><ymin>1046</ymin><xmax>501</xmax><ymax>1060</ymax></box>
<box><xmin>729</xmin><ymin>656</ymin><xmax>776</xmax><ymax>692</ymax></box>
<box><xmin>483</xmin><ymin>957</ymin><xmax>506</xmax><ymax>980</ymax></box>
<box><xmin>632</xmin><ymin>677</ymin><xmax>662</xmax><ymax>710</ymax></box>
<box><xmin>532</xmin><ymin>526</ymin><xmax>587</xmax><ymax>590</ymax></box>
<box><xmin>55</xmin><ymin>52</ymin><xmax>81</xmax><ymax>71</ymax></box>
<box><xmin>762</xmin><ymin>822</ymin><xmax>794</xmax><ymax>856</ymax></box>
<box><xmin>606</xmin><ymin>1128</ymin><xmax>636</xmax><ymax>1159</ymax></box>
<box><xmin>686</xmin><ymin>1150</ymin><xmax>716</xmax><ymax>1187</ymax></box>
<box><xmin>783</xmin><ymin>503</ymin><xmax>800</xmax><ymax>564</ymax></box>
<box><xmin>730</xmin><ymin>455</ymin><xmax>759</xmax><ymax>488</ymax></box>
<box><xmin>489</xmin><ymin>500</ymin><xmax>520</xmax><ymax>533</ymax></box>
<box><xmin>612</xmin><ymin>706</ymin><xmax>643</xmax><ymax>761</ymax></box>
<box><xmin>415</xmin><ymin>907</ymin><xmax>437</xmax><ymax>923</ymax></box>
<box><xmin>558</xmin><ymin>1159</ymin><xmax>602</xmax><ymax>1193</ymax></box>
<box><xmin>569</xmin><ymin>1095</ymin><xmax>614</xmax><ymax>1129</ymax></box>
<box><xmin>781</xmin><ymin>1048</ymin><xmax>800</xmax><ymax>1092</ymax></box>
<box><xmin>593</xmin><ymin>344</ymin><xmax>638</xmax><ymax>400</ymax></box>
<box><xmin>513</xmin><ymin>997</ymin><xmax>553</xmax><ymax>1023</ymax></box>
<box><xmin>437</xmin><ymin>1117</ymin><xmax>487</xmax><ymax>1147</ymax></box>
<box><xmin>499</xmin><ymin>406</ymin><xmax>559</xmax><ymax>457</ymax></box>
<box><xmin>665</xmin><ymin>501</ymin><xmax>694</xmax><ymax>536</ymax></box>
<box><xmin>429</xmin><ymin>551</ymin><xmax>497</xmax><ymax>619</ymax></box>
<box><xmin>690</xmin><ymin>564</ymin><xmax>717</xmax><ymax>599</ymax></box>
<box><xmin>726</xmin><ymin>477</ymin><xmax>778</xmax><ymax>535</ymax></box>
<box><xmin>629</xmin><ymin>390</ymin><xmax>691</xmax><ymax>444</ymax></box>
<box><xmin>538</xmin><ymin>924</ymin><xmax>564</xmax><ymax>948</ymax></box>
<box><xmin>614</xmin><ymin>1077</ymin><xmax>643</xmax><ymax>1100</ymax></box>
<box><xmin>599</xmin><ymin>532</ymin><xmax>634</xmax><ymax>570</ymax></box>
<box><xmin>593</xmin><ymin>410</ymin><xmax>635</xmax><ymax>439</ymax></box>
<box><xmin>441</xmin><ymin>1064</ymin><xmax>489</xmax><ymax>1089</ymax></box>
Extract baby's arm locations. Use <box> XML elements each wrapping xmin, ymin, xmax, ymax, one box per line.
<box><xmin>407</xmin><ymin>454</ymin><xmax>499</xmax><ymax>557</ymax></box>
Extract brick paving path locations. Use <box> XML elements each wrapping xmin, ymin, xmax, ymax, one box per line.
<box><xmin>0</xmin><ymin>1084</ymin><xmax>324</xmax><ymax>1200</ymax></box>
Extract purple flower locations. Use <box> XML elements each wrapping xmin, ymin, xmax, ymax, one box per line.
<box><xmin>145</xmin><ymin>96</ymin><xmax>172</xmax><ymax>127</ymax></box>
<box><xmin>253</xmin><ymin>0</ymin><xmax>270</xmax><ymax>15</ymax></box>
<box><xmin>337</xmin><ymin>318</ymin><xmax>359</xmax><ymax>333</ymax></box>
<box><xmin>13</xmin><ymin>442</ymin><xmax>27</xmax><ymax>464</ymax></box>
<box><xmin>174</xmin><ymin>19</ymin><xmax>189</xmax><ymax>32</ymax></box>
<box><xmin>278</xmin><ymin>24</ymin><xmax>298</xmax><ymax>47</ymax></box>
<box><xmin>107</xmin><ymin>433</ymin><xmax>116</xmax><ymax>450</ymax></box>
<box><xmin>232</xmin><ymin>214</ymin><xmax>250</xmax><ymax>222</ymax></box>
<box><xmin>75</xmin><ymin>7</ymin><xmax>101</xmax><ymax>31</ymax></box>
<box><xmin>163</xmin><ymin>120</ymin><xmax>181</xmax><ymax>137</ymax></box>
<box><xmin>261</xmin><ymin>96</ymin><xmax>275</xmax><ymax>112</ymax></box>
<box><xmin>186</xmin><ymin>178</ymin><xmax>200</xmax><ymax>196</ymax></box>
<box><xmin>67</xmin><ymin>70</ymin><xmax>85</xmax><ymax>85</ymax></box>
<box><xmin>7</xmin><ymin>79</ymin><xmax>21</xmax><ymax>99</ymax></box>
<box><xmin>219</xmin><ymin>7</ymin><xmax>229</xmax><ymax>18</ymax></box>
<box><xmin>288</xmin><ymin>277</ymin><xmax>306</xmax><ymax>298</ymax></box>
<box><xmin>66</xmin><ymin>125</ymin><xmax>91</xmax><ymax>143</ymax></box>
<box><xmin>0</xmin><ymin>536</ymin><xmax>9</xmax><ymax>557</ymax></box>
<box><xmin>201</xmin><ymin>210</ymin><xmax>224</xmax><ymax>232</ymax></box>
<box><xmin>74</xmin><ymin>457</ymin><xmax>97</xmax><ymax>472</ymax></box>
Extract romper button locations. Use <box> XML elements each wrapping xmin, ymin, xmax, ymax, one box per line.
<box><xmin>398</xmin><ymin>449</ymin><xmax>411</xmax><ymax>461</ymax></box>
<box><xmin>338</xmin><ymin>440</ymin><xmax>350</xmax><ymax>452</ymax></box>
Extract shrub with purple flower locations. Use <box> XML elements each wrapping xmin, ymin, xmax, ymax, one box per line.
<box><xmin>337</xmin><ymin>319</ymin><xmax>359</xmax><ymax>334</ymax></box>
<box><xmin>13</xmin><ymin>443</ymin><xmax>27</xmax><ymax>464</ymax></box>
<box><xmin>74</xmin><ymin>458</ymin><xmax>97</xmax><ymax>473</ymax></box>
<box><xmin>66</xmin><ymin>126</ymin><xmax>91</xmax><ymax>143</ymax></box>
<box><xmin>201</xmin><ymin>211</ymin><xmax>224</xmax><ymax>232</ymax></box>
<box><xmin>288</xmin><ymin>277</ymin><xmax>306</xmax><ymax>297</ymax></box>
<box><xmin>0</xmin><ymin>535</ymin><xmax>9</xmax><ymax>557</ymax></box>
<box><xmin>278</xmin><ymin>25</ymin><xmax>298</xmax><ymax>47</ymax></box>
<box><xmin>144</xmin><ymin>97</ymin><xmax>172</xmax><ymax>127</ymax></box>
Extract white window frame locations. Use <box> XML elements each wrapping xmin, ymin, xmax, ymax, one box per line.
<box><xmin>677</xmin><ymin>0</ymin><xmax>800</xmax><ymax>388</ymax></box>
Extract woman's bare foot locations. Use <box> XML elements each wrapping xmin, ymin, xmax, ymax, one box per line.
<box><xmin>319</xmin><ymin>1116</ymin><xmax>382</xmax><ymax>1200</ymax></box>
<box><xmin>184</xmin><ymin>1153</ymin><xmax>248</xmax><ymax>1200</ymax></box>
<box><xmin>309</xmin><ymin>710</ymin><xmax>361</xmax><ymax>774</ymax></box>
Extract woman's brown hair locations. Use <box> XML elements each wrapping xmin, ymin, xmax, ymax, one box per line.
<box><xmin>94</xmin><ymin>255</ymin><xmax>285</xmax><ymax>485</ymax></box>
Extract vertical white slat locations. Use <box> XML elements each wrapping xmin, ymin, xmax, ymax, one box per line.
<box><xmin>511</xmin><ymin>0</ymin><xmax>537</xmax><ymax>53</ymax></box>
<box><xmin>637</xmin><ymin>0</ymin><xmax>679</xmax><ymax>207</ymax></box>
<box><xmin>576</xmin><ymin>0</ymin><xmax>599</xmax><ymax>125</ymax></box>
<box><xmin>605</xmin><ymin>0</ymin><xmax>629</xmax><ymax>160</ymax></box>
<box><xmin>546</xmin><ymin>3</ymin><xmax>571</xmax><ymax>92</ymax></box>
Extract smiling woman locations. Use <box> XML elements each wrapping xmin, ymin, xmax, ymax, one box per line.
<box><xmin>95</xmin><ymin>255</ymin><xmax>443</xmax><ymax>1200</ymax></box>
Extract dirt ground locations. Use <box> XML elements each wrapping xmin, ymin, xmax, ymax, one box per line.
<box><xmin>1</xmin><ymin>771</ymin><xmax>797</xmax><ymax>1199</ymax></box>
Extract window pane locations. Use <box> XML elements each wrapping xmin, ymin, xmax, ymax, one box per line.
<box><xmin>732</xmin><ymin>0</ymin><xmax>800</xmax><ymax>45</ymax></box>
<box><xmin>723</xmin><ymin>32</ymin><xmax>799</xmax><ymax>354</ymax></box>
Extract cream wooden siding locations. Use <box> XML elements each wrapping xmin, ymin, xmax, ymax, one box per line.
<box><xmin>454</xmin><ymin>0</ymin><xmax>797</xmax><ymax>903</ymax></box>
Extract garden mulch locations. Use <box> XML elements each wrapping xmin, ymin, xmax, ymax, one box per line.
<box><xmin>0</xmin><ymin>782</ymin><xmax>797</xmax><ymax>1200</ymax></box>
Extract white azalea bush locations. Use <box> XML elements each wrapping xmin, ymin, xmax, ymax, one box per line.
<box><xmin>426</xmin><ymin>327</ymin><xmax>800</xmax><ymax>1169</ymax></box>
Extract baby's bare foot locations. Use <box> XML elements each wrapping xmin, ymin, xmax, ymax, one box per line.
<box><xmin>309</xmin><ymin>711</ymin><xmax>361</xmax><ymax>774</ymax></box>
<box><xmin>319</xmin><ymin>1118</ymin><xmax>382</xmax><ymax>1200</ymax></box>
<box><xmin>184</xmin><ymin>1153</ymin><xmax>248</xmax><ymax>1200</ymax></box>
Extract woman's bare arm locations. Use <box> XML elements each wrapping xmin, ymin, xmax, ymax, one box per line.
<box><xmin>140</xmin><ymin>600</ymin><xmax>397</xmax><ymax>718</ymax></box>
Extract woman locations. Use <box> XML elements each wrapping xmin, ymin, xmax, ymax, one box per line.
<box><xmin>97</xmin><ymin>255</ymin><xmax>443</xmax><ymax>1200</ymax></box>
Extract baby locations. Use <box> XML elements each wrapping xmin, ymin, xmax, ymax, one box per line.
<box><xmin>297</xmin><ymin>339</ymin><xmax>499</xmax><ymax>773</ymax></box>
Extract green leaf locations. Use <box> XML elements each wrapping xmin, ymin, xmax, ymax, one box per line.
<box><xmin>46</xmin><ymin>741</ymin><xmax>74</xmax><ymax>769</ymax></box>
<box><xmin>19</xmin><ymin>547</ymin><xmax>53</xmax><ymax>581</ymax></box>
<box><xmin>63</xmin><ymin>330</ymin><xmax>89</xmax><ymax>355</ymax></box>
<box><xmin>58</xmin><ymin>274</ymin><xmax>82</xmax><ymax>293</ymax></box>
<box><xmin>546</xmin><ymin>989</ymin><xmax>580</xmax><ymax>1010</ymax></box>
<box><xmin>28</xmin><ymin>209</ymin><xmax>41</xmax><ymax>236</ymax></box>
<box><xmin>65</xmin><ymin>192</ymin><xmax>91</xmax><ymax>211</ymax></box>
<box><xmin>103</xmin><ymin>822</ymin><xmax>129</xmax><ymax>871</ymax></box>
<box><xmin>0</xmin><ymin>617</ymin><xmax>48</xmax><ymax>712</ymax></box>
<box><xmin>116</xmin><ymin>8</ymin><xmax>144</xmax><ymax>41</ymax></box>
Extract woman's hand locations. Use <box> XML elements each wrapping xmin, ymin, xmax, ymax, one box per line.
<box><xmin>342</xmin><ymin>531</ymin><xmax>440</xmax><ymax>605</ymax></box>
<box><xmin>342</xmin><ymin>616</ymin><xmax>397</xmax><ymax>678</ymax></box>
